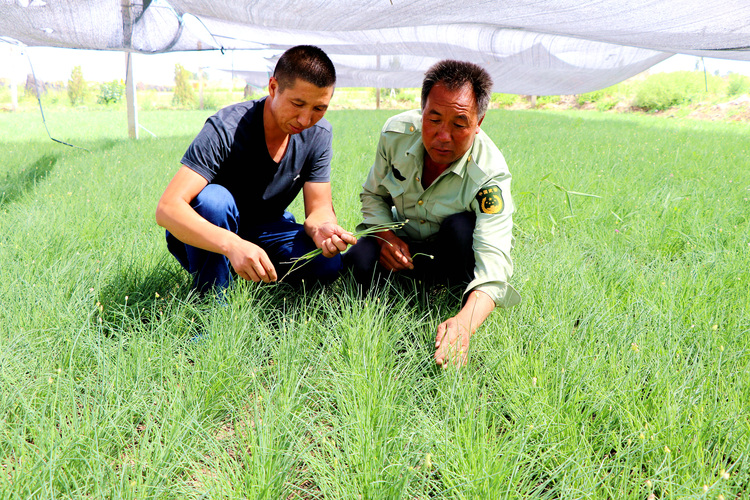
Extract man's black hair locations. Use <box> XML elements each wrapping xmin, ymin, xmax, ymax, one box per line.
<box><xmin>273</xmin><ymin>45</ymin><xmax>336</xmax><ymax>91</ymax></box>
<box><xmin>421</xmin><ymin>60</ymin><xmax>493</xmax><ymax>118</ymax></box>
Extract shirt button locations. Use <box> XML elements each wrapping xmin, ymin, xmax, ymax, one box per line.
<box><xmin>468</xmin><ymin>155</ymin><xmax>473</xmax><ymax>163</ymax></box>
<box><xmin>420</xmin><ymin>219</ymin><xmax>426</xmax><ymax>224</ymax></box>
<box><xmin>416</xmin><ymin>176</ymin><xmax>420</xmax><ymax>182</ymax></box>
<box><xmin>409</xmin><ymin>126</ymin><xmax>415</xmax><ymax>132</ymax></box>
<box><xmin>418</xmin><ymin>199</ymin><xmax>423</xmax><ymax>205</ymax></box>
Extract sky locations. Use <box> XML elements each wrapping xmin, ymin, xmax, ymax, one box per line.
<box><xmin>3</xmin><ymin>43</ymin><xmax>750</xmax><ymax>88</ymax></box>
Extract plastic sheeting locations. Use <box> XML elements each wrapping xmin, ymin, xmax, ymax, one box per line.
<box><xmin>1</xmin><ymin>0</ymin><xmax>749</xmax><ymax>94</ymax></box>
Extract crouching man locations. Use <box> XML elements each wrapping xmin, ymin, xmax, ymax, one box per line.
<box><xmin>156</xmin><ymin>45</ymin><xmax>355</xmax><ymax>295</ymax></box>
<box><xmin>344</xmin><ymin>60</ymin><xmax>520</xmax><ymax>366</ymax></box>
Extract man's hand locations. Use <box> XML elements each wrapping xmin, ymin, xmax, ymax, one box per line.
<box><xmin>376</xmin><ymin>230</ymin><xmax>414</xmax><ymax>272</ymax></box>
<box><xmin>434</xmin><ymin>316</ymin><xmax>471</xmax><ymax>366</ymax></box>
<box><xmin>226</xmin><ymin>237</ymin><xmax>278</xmax><ymax>283</ymax></box>
<box><xmin>434</xmin><ymin>290</ymin><xmax>496</xmax><ymax>367</ymax></box>
<box><xmin>310</xmin><ymin>222</ymin><xmax>357</xmax><ymax>258</ymax></box>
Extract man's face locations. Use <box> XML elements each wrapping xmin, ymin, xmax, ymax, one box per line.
<box><xmin>421</xmin><ymin>82</ymin><xmax>483</xmax><ymax>167</ymax></box>
<box><xmin>268</xmin><ymin>77</ymin><xmax>333</xmax><ymax>135</ymax></box>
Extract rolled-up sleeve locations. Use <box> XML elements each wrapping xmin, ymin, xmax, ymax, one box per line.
<box><xmin>307</xmin><ymin>128</ymin><xmax>333</xmax><ymax>182</ymax></box>
<box><xmin>466</xmin><ymin>173</ymin><xmax>521</xmax><ymax>308</ymax></box>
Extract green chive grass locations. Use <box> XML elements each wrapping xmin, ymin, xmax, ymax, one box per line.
<box><xmin>279</xmin><ymin>220</ymin><xmax>408</xmax><ymax>281</ymax></box>
<box><xmin>0</xmin><ymin>108</ymin><xmax>748</xmax><ymax>497</ymax></box>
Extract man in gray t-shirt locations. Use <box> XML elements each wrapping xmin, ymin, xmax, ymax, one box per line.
<box><xmin>155</xmin><ymin>46</ymin><xmax>356</xmax><ymax>293</ymax></box>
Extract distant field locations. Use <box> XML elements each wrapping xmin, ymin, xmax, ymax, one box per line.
<box><xmin>3</xmin><ymin>69</ymin><xmax>749</xmax><ymax>117</ymax></box>
<box><xmin>0</xmin><ymin>108</ymin><xmax>748</xmax><ymax>498</ymax></box>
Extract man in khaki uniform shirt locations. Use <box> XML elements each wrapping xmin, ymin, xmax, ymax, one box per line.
<box><xmin>344</xmin><ymin>60</ymin><xmax>520</xmax><ymax>367</ymax></box>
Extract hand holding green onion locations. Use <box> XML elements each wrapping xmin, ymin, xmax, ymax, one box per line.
<box><xmin>280</xmin><ymin>220</ymin><xmax>409</xmax><ymax>281</ymax></box>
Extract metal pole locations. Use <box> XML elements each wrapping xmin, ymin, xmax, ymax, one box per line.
<box><xmin>126</xmin><ymin>52</ymin><xmax>139</xmax><ymax>139</ymax></box>
<box><xmin>701</xmin><ymin>57</ymin><xmax>708</xmax><ymax>92</ymax></box>
<box><xmin>122</xmin><ymin>0</ymin><xmax>138</xmax><ymax>138</ymax></box>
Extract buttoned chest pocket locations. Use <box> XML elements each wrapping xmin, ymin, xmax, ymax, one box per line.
<box><xmin>380</xmin><ymin>171</ymin><xmax>406</xmax><ymax>216</ymax></box>
<box><xmin>381</xmin><ymin>171</ymin><xmax>405</xmax><ymax>198</ymax></box>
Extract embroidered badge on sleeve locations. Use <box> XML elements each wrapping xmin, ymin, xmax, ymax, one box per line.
<box><xmin>476</xmin><ymin>185</ymin><xmax>504</xmax><ymax>214</ymax></box>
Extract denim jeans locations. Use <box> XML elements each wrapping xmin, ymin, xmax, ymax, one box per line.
<box><xmin>166</xmin><ymin>184</ymin><xmax>342</xmax><ymax>293</ymax></box>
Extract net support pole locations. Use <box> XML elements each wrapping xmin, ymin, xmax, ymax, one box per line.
<box><xmin>122</xmin><ymin>0</ymin><xmax>138</xmax><ymax>139</ymax></box>
<box><xmin>126</xmin><ymin>52</ymin><xmax>139</xmax><ymax>139</ymax></box>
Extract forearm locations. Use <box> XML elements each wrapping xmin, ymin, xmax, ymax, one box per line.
<box><xmin>455</xmin><ymin>289</ymin><xmax>495</xmax><ymax>334</ymax></box>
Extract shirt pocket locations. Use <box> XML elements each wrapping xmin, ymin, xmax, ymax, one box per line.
<box><xmin>381</xmin><ymin>172</ymin><xmax>405</xmax><ymax>197</ymax></box>
<box><xmin>380</xmin><ymin>172</ymin><xmax>406</xmax><ymax>217</ymax></box>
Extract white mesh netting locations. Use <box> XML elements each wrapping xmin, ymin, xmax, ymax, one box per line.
<box><xmin>1</xmin><ymin>0</ymin><xmax>749</xmax><ymax>94</ymax></box>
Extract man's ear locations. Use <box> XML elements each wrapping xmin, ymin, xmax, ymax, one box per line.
<box><xmin>268</xmin><ymin>76</ymin><xmax>279</xmax><ymax>98</ymax></box>
<box><xmin>476</xmin><ymin>114</ymin><xmax>485</xmax><ymax>133</ymax></box>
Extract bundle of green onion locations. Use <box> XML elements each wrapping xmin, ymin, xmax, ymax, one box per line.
<box><xmin>280</xmin><ymin>220</ymin><xmax>433</xmax><ymax>281</ymax></box>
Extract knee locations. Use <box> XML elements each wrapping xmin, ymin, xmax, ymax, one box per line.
<box><xmin>314</xmin><ymin>254</ymin><xmax>343</xmax><ymax>283</ymax></box>
<box><xmin>343</xmin><ymin>237</ymin><xmax>380</xmax><ymax>277</ymax></box>
<box><xmin>441</xmin><ymin>212</ymin><xmax>476</xmax><ymax>243</ymax></box>
<box><xmin>192</xmin><ymin>184</ymin><xmax>238</xmax><ymax>227</ymax></box>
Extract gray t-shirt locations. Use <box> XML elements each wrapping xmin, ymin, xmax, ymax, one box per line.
<box><xmin>181</xmin><ymin>97</ymin><xmax>332</xmax><ymax>224</ymax></box>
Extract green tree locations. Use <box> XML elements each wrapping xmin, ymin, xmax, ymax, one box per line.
<box><xmin>172</xmin><ymin>63</ymin><xmax>195</xmax><ymax>107</ymax></box>
<box><xmin>67</xmin><ymin>65</ymin><xmax>87</xmax><ymax>106</ymax></box>
<box><xmin>726</xmin><ymin>73</ymin><xmax>750</xmax><ymax>97</ymax></box>
<box><xmin>97</xmin><ymin>80</ymin><xmax>125</xmax><ymax>105</ymax></box>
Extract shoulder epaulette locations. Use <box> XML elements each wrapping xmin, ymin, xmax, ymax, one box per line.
<box><xmin>383</xmin><ymin>110</ymin><xmax>421</xmax><ymax>135</ymax></box>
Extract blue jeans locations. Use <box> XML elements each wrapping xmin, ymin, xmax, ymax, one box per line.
<box><xmin>166</xmin><ymin>184</ymin><xmax>342</xmax><ymax>293</ymax></box>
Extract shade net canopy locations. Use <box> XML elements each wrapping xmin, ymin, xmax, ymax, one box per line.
<box><xmin>1</xmin><ymin>0</ymin><xmax>749</xmax><ymax>94</ymax></box>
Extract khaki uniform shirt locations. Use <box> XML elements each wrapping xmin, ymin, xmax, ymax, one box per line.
<box><xmin>359</xmin><ymin>109</ymin><xmax>521</xmax><ymax>308</ymax></box>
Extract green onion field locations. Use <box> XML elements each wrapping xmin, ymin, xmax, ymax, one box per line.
<box><xmin>0</xmin><ymin>107</ymin><xmax>748</xmax><ymax>498</ymax></box>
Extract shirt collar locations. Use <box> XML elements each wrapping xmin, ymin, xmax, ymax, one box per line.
<box><xmin>408</xmin><ymin>136</ymin><xmax>476</xmax><ymax>179</ymax></box>
<box><xmin>405</xmin><ymin>134</ymin><xmax>424</xmax><ymax>163</ymax></box>
<box><xmin>448</xmin><ymin>145</ymin><xmax>474</xmax><ymax>178</ymax></box>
